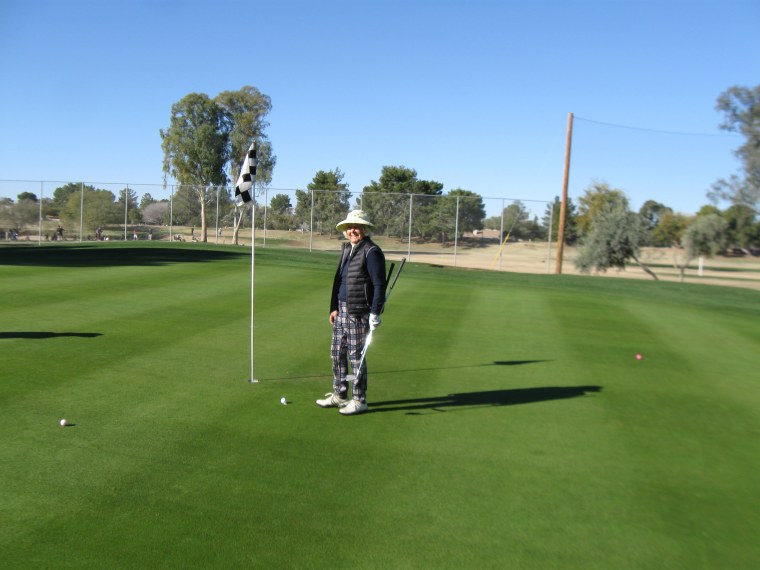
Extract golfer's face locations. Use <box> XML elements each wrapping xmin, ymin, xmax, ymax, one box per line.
<box><xmin>345</xmin><ymin>225</ymin><xmax>365</xmax><ymax>244</ymax></box>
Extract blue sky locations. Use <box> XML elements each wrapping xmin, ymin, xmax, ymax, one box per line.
<box><xmin>1</xmin><ymin>0</ymin><xmax>757</xmax><ymax>218</ymax></box>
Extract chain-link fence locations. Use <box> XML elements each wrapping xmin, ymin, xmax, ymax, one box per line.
<box><xmin>0</xmin><ymin>179</ymin><xmax>555</xmax><ymax>273</ymax></box>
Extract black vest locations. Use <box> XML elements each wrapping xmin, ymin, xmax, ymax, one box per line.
<box><xmin>331</xmin><ymin>238</ymin><xmax>381</xmax><ymax>315</ymax></box>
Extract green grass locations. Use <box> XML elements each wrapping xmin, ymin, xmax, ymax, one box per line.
<box><xmin>1</xmin><ymin>242</ymin><xmax>759</xmax><ymax>569</ymax></box>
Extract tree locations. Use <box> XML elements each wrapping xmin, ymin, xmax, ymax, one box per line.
<box><xmin>52</xmin><ymin>183</ymin><xmax>87</xmax><ymax>215</ymax></box>
<box><xmin>448</xmin><ymin>189</ymin><xmax>485</xmax><ymax>237</ymax></box>
<box><xmin>428</xmin><ymin>189</ymin><xmax>485</xmax><ymax>243</ymax></box>
<box><xmin>17</xmin><ymin>192</ymin><xmax>38</xmax><ymax>202</ymax></box>
<box><xmin>270</xmin><ymin>194</ymin><xmax>292</xmax><ymax>214</ymax></box>
<box><xmin>408</xmin><ymin>179</ymin><xmax>445</xmax><ymax>240</ymax></box>
<box><xmin>542</xmin><ymin>196</ymin><xmax>578</xmax><ymax>244</ymax></box>
<box><xmin>140</xmin><ymin>193</ymin><xmax>157</xmax><ymax>209</ymax></box>
<box><xmin>141</xmin><ymin>201</ymin><xmax>170</xmax><ymax>225</ymax></box>
<box><xmin>361</xmin><ymin>166</ymin><xmax>443</xmax><ymax>238</ymax></box>
<box><xmin>523</xmin><ymin>216</ymin><xmax>545</xmax><ymax>241</ymax></box>
<box><xmin>501</xmin><ymin>201</ymin><xmax>531</xmax><ymax>241</ymax></box>
<box><xmin>216</xmin><ymin>86</ymin><xmax>276</xmax><ymax>187</ymax></box>
<box><xmin>294</xmin><ymin>169</ymin><xmax>351</xmax><ymax>236</ymax></box>
<box><xmin>0</xmin><ymin>199</ymin><xmax>12</xmax><ymax>234</ymax></box>
<box><xmin>576</xmin><ymin>181</ymin><xmax>629</xmax><ymax>236</ymax></box>
<box><xmin>268</xmin><ymin>193</ymin><xmax>293</xmax><ymax>230</ymax></box>
<box><xmin>170</xmin><ymin>185</ymin><xmax>201</xmax><ymax>227</ymax></box>
<box><xmin>709</xmin><ymin>85</ymin><xmax>760</xmax><ymax>213</ymax></box>
<box><xmin>40</xmin><ymin>197</ymin><xmax>55</xmax><ymax>218</ymax></box>
<box><xmin>409</xmin><ymin>195</ymin><xmax>438</xmax><ymax>240</ymax></box>
<box><xmin>362</xmin><ymin>166</ymin><xmax>415</xmax><ymax>237</ymax></box>
<box><xmin>61</xmin><ymin>188</ymin><xmax>121</xmax><ymax>234</ymax></box>
<box><xmin>0</xmin><ymin>197</ymin><xmax>38</xmax><ymax>234</ymax></box>
<box><xmin>674</xmin><ymin>214</ymin><xmax>729</xmax><ymax>281</ymax></box>
<box><xmin>696</xmin><ymin>204</ymin><xmax>721</xmax><ymax>217</ymax></box>
<box><xmin>575</xmin><ymin>202</ymin><xmax>657</xmax><ymax>280</ymax></box>
<box><xmin>484</xmin><ymin>201</ymin><xmax>544</xmax><ymax>242</ymax></box>
<box><xmin>50</xmin><ymin>183</ymin><xmax>105</xmax><ymax>221</ymax></box>
<box><xmin>638</xmin><ymin>200</ymin><xmax>673</xmax><ymax>245</ymax></box>
<box><xmin>161</xmin><ymin>86</ymin><xmax>275</xmax><ymax>244</ymax></box>
<box><xmin>651</xmin><ymin>211</ymin><xmax>690</xmax><ymax>247</ymax></box>
<box><xmin>723</xmin><ymin>204</ymin><xmax>758</xmax><ymax>250</ymax></box>
<box><xmin>216</xmin><ymin>87</ymin><xmax>276</xmax><ymax>245</ymax></box>
<box><xmin>117</xmin><ymin>187</ymin><xmax>141</xmax><ymax>224</ymax></box>
<box><xmin>161</xmin><ymin>93</ymin><xmax>229</xmax><ymax>242</ymax></box>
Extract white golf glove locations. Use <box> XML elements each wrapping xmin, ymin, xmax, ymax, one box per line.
<box><xmin>369</xmin><ymin>313</ymin><xmax>381</xmax><ymax>331</ymax></box>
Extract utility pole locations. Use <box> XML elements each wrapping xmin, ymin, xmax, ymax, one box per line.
<box><xmin>555</xmin><ymin>112</ymin><xmax>574</xmax><ymax>274</ymax></box>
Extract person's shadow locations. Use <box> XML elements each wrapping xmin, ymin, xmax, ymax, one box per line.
<box><xmin>371</xmin><ymin>385</ymin><xmax>602</xmax><ymax>414</ymax></box>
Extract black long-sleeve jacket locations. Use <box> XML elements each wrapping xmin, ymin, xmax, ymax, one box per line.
<box><xmin>330</xmin><ymin>238</ymin><xmax>387</xmax><ymax>316</ymax></box>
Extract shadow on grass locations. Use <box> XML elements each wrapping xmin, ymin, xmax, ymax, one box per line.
<box><xmin>265</xmin><ymin>360</ymin><xmax>551</xmax><ymax>382</ymax></box>
<box><xmin>0</xmin><ymin>244</ymin><xmax>247</xmax><ymax>267</ymax></box>
<box><xmin>0</xmin><ymin>331</ymin><xmax>102</xmax><ymax>339</ymax></box>
<box><xmin>378</xmin><ymin>359</ymin><xmax>551</xmax><ymax>376</ymax></box>
<box><xmin>371</xmin><ymin>385</ymin><xmax>602</xmax><ymax>415</ymax></box>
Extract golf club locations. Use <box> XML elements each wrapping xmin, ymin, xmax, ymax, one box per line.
<box><xmin>355</xmin><ymin>257</ymin><xmax>406</xmax><ymax>378</ymax></box>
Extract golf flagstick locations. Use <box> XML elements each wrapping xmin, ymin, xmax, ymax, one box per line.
<box><xmin>355</xmin><ymin>258</ymin><xmax>406</xmax><ymax>378</ymax></box>
<box><xmin>233</xmin><ymin>141</ymin><xmax>259</xmax><ymax>384</ymax></box>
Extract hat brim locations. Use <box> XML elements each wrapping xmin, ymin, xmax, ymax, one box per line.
<box><xmin>336</xmin><ymin>221</ymin><xmax>373</xmax><ymax>232</ymax></box>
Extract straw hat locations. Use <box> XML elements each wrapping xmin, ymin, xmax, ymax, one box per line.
<box><xmin>336</xmin><ymin>210</ymin><xmax>374</xmax><ymax>232</ymax></box>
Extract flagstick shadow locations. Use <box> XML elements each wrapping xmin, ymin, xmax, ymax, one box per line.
<box><xmin>0</xmin><ymin>332</ymin><xmax>102</xmax><ymax>339</ymax></box>
<box><xmin>370</xmin><ymin>385</ymin><xmax>602</xmax><ymax>415</ymax></box>
<box><xmin>0</xmin><ymin>245</ymin><xmax>246</xmax><ymax>268</ymax></box>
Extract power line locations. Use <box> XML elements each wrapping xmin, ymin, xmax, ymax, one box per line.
<box><xmin>574</xmin><ymin>115</ymin><xmax>738</xmax><ymax>138</ymax></box>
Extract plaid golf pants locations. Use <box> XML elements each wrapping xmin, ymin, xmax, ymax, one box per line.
<box><xmin>331</xmin><ymin>302</ymin><xmax>369</xmax><ymax>402</ymax></box>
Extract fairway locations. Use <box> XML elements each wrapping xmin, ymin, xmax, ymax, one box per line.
<box><xmin>2</xmin><ymin>242</ymin><xmax>759</xmax><ymax>569</ymax></box>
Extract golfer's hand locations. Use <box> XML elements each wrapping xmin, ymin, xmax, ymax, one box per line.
<box><xmin>329</xmin><ymin>310</ymin><xmax>338</xmax><ymax>326</ymax></box>
<box><xmin>369</xmin><ymin>313</ymin><xmax>381</xmax><ymax>331</ymax></box>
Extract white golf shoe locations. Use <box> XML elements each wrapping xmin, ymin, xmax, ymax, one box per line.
<box><xmin>339</xmin><ymin>400</ymin><xmax>368</xmax><ymax>415</ymax></box>
<box><xmin>316</xmin><ymin>393</ymin><xmax>348</xmax><ymax>408</ymax></box>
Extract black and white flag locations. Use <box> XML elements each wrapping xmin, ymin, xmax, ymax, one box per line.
<box><xmin>234</xmin><ymin>142</ymin><xmax>257</xmax><ymax>206</ymax></box>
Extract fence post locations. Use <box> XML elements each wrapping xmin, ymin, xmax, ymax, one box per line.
<box><xmin>215</xmin><ymin>185</ymin><xmax>220</xmax><ymax>245</ymax></box>
<box><xmin>123</xmin><ymin>185</ymin><xmax>129</xmax><ymax>241</ymax></box>
<box><xmin>498</xmin><ymin>199</ymin><xmax>505</xmax><ymax>271</ymax></box>
<box><xmin>454</xmin><ymin>196</ymin><xmax>460</xmax><ymax>267</ymax></box>
<box><xmin>169</xmin><ymin>185</ymin><xmax>174</xmax><ymax>241</ymax></box>
<box><xmin>38</xmin><ymin>181</ymin><xmax>43</xmax><ymax>245</ymax></box>
<box><xmin>407</xmin><ymin>193</ymin><xmax>413</xmax><ymax>260</ymax></box>
<box><xmin>546</xmin><ymin>200</ymin><xmax>554</xmax><ymax>274</ymax></box>
<box><xmin>80</xmin><ymin>182</ymin><xmax>84</xmax><ymax>242</ymax></box>
<box><xmin>309</xmin><ymin>189</ymin><xmax>314</xmax><ymax>253</ymax></box>
<box><xmin>263</xmin><ymin>187</ymin><xmax>268</xmax><ymax>248</ymax></box>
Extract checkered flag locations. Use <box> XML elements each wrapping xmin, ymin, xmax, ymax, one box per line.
<box><xmin>234</xmin><ymin>142</ymin><xmax>257</xmax><ymax>206</ymax></box>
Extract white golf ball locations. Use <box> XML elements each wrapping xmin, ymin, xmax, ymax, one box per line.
<box><xmin>280</xmin><ymin>397</ymin><xmax>287</xmax><ymax>405</ymax></box>
<box><xmin>59</xmin><ymin>419</ymin><xmax>68</xmax><ymax>427</ymax></box>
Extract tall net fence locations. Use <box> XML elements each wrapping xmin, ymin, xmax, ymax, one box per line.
<box><xmin>0</xmin><ymin>179</ymin><xmax>554</xmax><ymax>273</ymax></box>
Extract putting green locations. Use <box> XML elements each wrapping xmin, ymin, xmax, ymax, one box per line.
<box><xmin>1</xmin><ymin>242</ymin><xmax>758</xmax><ymax>568</ymax></box>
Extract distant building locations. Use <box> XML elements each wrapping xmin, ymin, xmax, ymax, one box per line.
<box><xmin>466</xmin><ymin>229</ymin><xmax>501</xmax><ymax>239</ymax></box>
